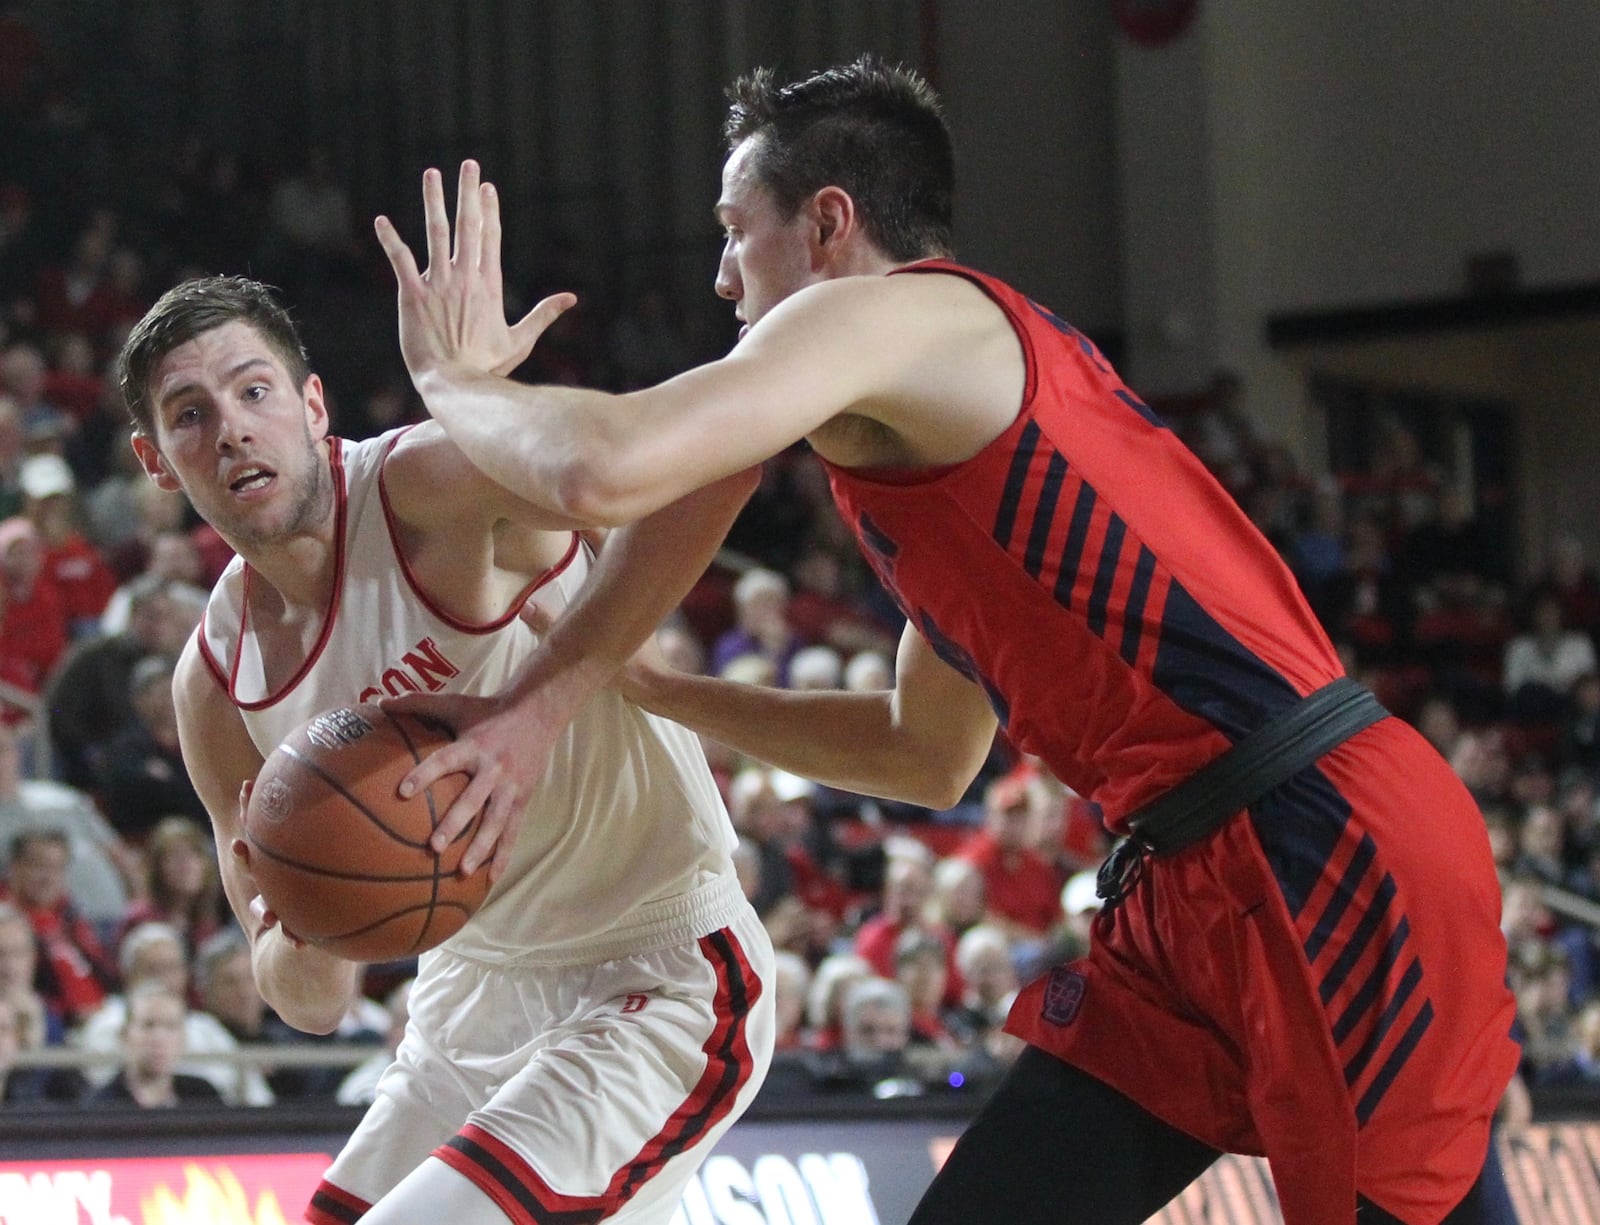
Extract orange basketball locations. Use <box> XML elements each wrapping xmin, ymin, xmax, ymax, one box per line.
<box><xmin>243</xmin><ymin>703</ymin><xmax>489</xmax><ymax>962</ymax></box>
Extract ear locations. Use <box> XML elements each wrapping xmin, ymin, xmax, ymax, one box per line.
<box><xmin>807</xmin><ymin>186</ymin><xmax>858</xmax><ymax>266</ymax></box>
<box><xmin>131</xmin><ymin>433</ymin><xmax>182</xmax><ymax>493</ymax></box>
<box><xmin>302</xmin><ymin>373</ymin><xmax>331</xmax><ymax>440</ymax></box>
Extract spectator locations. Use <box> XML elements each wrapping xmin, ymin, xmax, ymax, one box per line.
<box><xmin>770</xmin><ymin>949</ymin><xmax>813</xmax><ymax>1051</ymax></box>
<box><xmin>92</xmin><ymin>654</ymin><xmax>208</xmax><ymax>841</ymax></box>
<box><xmin>802</xmin><ymin>952</ymin><xmax>874</xmax><ymax>1053</ymax></box>
<box><xmin>927</xmin><ymin>855</ymin><xmax>986</xmax><ymax>940</ymax></box>
<box><xmin>115</xmin><ymin>815</ymin><xmax>224</xmax><ymax>959</ymax></box>
<box><xmin>843</xmin><ymin>648</ymin><xmax>893</xmax><ymax>693</ymax></box>
<box><xmin>76</xmin><ymin>920</ymin><xmax>270</xmax><ymax>1105</ymax></box>
<box><xmin>1560</xmin><ymin>673</ymin><xmax>1600</xmax><ymax>777</ymax></box>
<box><xmin>45</xmin><ymin>574</ymin><xmax>199</xmax><ymax>790</ymax></box>
<box><xmin>1515</xmin><ymin>803</ymin><xmax>1569</xmax><ymax>888</ymax></box>
<box><xmin>97</xmin><ymin>531</ymin><xmax>208</xmax><ymax>634</ymax></box>
<box><xmin>949</xmin><ymin>923</ymin><xmax>1019</xmax><ymax>1048</ymax></box>
<box><xmin>1537</xmin><ymin>1001</ymin><xmax>1600</xmax><ymax>1087</ymax></box>
<box><xmin>0</xmin><ymin>514</ymin><xmax>68</xmax><ymax>693</ymax></box>
<box><xmin>193</xmin><ymin>927</ymin><xmax>314</xmax><ymax>1100</ymax></box>
<box><xmin>788</xmin><ymin>644</ymin><xmax>843</xmax><ymax>692</ymax></box>
<box><xmin>712</xmin><ymin>568</ymin><xmax>803</xmax><ymax>685</ymax></box>
<box><xmin>956</xmin><ymin>772</ymin><xmax>1065</xmax><ymax>941</ymax></box>
<box><xmin>17</xmin><ymin>452</ymin><xmax>119</xmax><ymax>636</ymax></box>
<box><xmin>0</xmin><ymin>899</ymin><xmax>61</xmax><ymax>1046</ymax></box>
<box><xmin>0</xmin><ymin>828</ymin><xmax>115</xmax><ymax>1027</ymax></box>
<box><xmin>0</xmin><ymin>991</ymin><xmax>82</xmax><ymax>1106</ymax></box>
<box><xmin>894</xmin><ymin>929</ymin><xmax>960</xmax><ymax>1050</ymax></box>
<box><xmin>823</xmin><ymin>977</ymin><xmax>917</xmax><ymax>1090</ymax></box>
<box><xmin>854</xmin><ymin>847</ymin><xmax>951</xmax><ymax>982</ymax></box>
<box><xmin>1503</xmin><ymin>590</ymin><xmax>1597</xmax><ymax>724</ymax></box>
<box><xmin>81</xmin><ymin>980</ymin><xmax>223</xmax><ymax>1107</ymax></box>
<box><xmin>0</xmin><ymin>718</ymin><xmax>132</xmax><ymax>925</ymax></box>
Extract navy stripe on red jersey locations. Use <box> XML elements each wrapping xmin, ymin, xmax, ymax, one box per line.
<box><xmin>1053</xmin><ymin>483</ymin><xmax>1096</xmax><ymax>608</ymax></box>
<box><xmin>431</xmin><ymin>925</ymin><xmax>761</xmax><ymax>1223</ymax></box>
<box><xmin>306</xmin><ymin>1181</ymin><xmax>369</xmax><ymax>1224</ymax></box>
<box><xmin>1260</xmin><ymin>798</ymin><xmax>1437</xmax><ymax>1130</ymax></box>
<box><xmin>994</xmin><ymin>419</ymin><xmax>1042</xmax><ymax>550</ymax></box>
<box><xmin>1120</xmin><ymin>546</ymin><xmax>1158</xmax><ymax>665</ymax></box>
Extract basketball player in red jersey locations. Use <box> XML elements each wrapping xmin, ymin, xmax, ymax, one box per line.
<box><xmin>379</xmin><ymin>58</ymin><xmax>1517</xmax><ymax>1224</ymax></box>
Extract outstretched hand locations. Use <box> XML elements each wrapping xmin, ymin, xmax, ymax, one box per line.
<box><xmin>382</xmin><ymin>687</ymin><xmax>563</xmax><ymax>884</ymax></box>
<box><xmin>374</xmin><ymin>159</ymin><xmax>576</xmax><ymax>381</ymax></box>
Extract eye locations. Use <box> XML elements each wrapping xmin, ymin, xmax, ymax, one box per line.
<box><xmin>243</xmin><ymin>384</ymin><xmax>267</xmax><ymax>401</ymax></box>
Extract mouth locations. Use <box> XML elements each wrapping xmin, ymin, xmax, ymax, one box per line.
<box><xmin>226</xmin><ymin>465</ymin><xmax>277</xmax><ymax>495</ymax></box>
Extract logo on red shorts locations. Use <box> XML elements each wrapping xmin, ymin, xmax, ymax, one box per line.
<box><xmin>1042</xmin><ymin>967</ymin><xmax>1086</xmax><ymax>1026</ymax></box>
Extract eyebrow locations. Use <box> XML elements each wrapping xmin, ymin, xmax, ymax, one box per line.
<box><xmin>157</xmin><ymin>357</ymin><xmax>276</xmax><ymax>411</ymax></box>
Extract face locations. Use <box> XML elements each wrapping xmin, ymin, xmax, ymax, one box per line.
<box><xmin>124</xmin><ymin>991</ymin><xmax>186</xmax><ymax>1077</ymax></box>
<box><xmin>132</xmin><ymin>321</ymin><xmax>332</xmax><ymax>552</ymax></box>
<box><xmin>10</xmin><ymin>839</ymin><xmax>68</xmax><ymax>909</ymax></box>
<box><xmin>159</xmin><ymin>839</ymin><xmax>209</xmax><ymax>898</ymax></box>
<box><xmin>715</xmin><ymin>138</ymin><xmax>820</xmax><ymax>336</ymax></box>
<box><xmin>129</xmin><ymin>937</ymin><xmax>188</xmax><ymax>996</ymax></box>
<box><xmin>848</xmin><ymin>1000</ymin><xmax>910</xmax><ymax>1055</ymax></box>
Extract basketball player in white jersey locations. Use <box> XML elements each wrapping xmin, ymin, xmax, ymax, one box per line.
<box><xmin>116</xmin><ymin>256</ymin><xmax>775</xmax><ymax>1222</ymax></box>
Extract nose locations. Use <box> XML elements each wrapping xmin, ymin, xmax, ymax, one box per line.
<box><xmin>214</xmin><ymin>406</ymin><xmax>254</xmax><ymax>451</ymax></box>
<box><xmin>714</xmin><ymin>242</ymin><xmax>739</xmax><ymax>302</ymax></box>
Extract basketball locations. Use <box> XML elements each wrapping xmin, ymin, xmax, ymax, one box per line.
<box><xmin>243</xmin><ymin>703</ymin><xmax>490</xmax><ymax>962</ymax></box>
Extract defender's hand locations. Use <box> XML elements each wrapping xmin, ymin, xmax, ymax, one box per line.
<box><xmin>375</xmin><ymin>159</ymin><xmax>575</xmax><ymax>381</ymax></box>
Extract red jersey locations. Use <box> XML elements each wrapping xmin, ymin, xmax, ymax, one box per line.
<box><xmin>955</xmin><ymin>830</ymin><xmax>1062</xmax><ymax>935</ymax></box>
<box><xmin>822</xmin><ymin>260</ymin><xmax>1340</xmax><ymax>833</ymax></box>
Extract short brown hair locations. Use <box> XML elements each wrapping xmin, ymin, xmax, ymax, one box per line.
<box><xmin>724</xmin><ymin>55</ymin><xmax>954</xmax><ymax>263</ymax></box>
<box><xmin>118</xmin><ymin>276</ymin><xmax>310</xmax><ymax>436</ymax></box>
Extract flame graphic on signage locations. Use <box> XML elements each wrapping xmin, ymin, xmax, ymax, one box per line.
<box><xmin>139</xmin><ymin>1164</ymin><xmax>291</xmax><ymax>1225</ymax></box>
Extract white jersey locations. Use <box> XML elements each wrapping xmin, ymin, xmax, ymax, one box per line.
<box><xmin>198</xmin><ymin>430</ymin><xmax>744</xmax><ymax>966</ymax></box>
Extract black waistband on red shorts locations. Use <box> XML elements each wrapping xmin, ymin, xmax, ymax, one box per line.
<box><xmin>1096</xmin><ymin>677</ymin><xmax>1389</xmax><ymax>907</ymax></box>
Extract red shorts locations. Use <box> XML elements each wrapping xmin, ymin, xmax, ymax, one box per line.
<box><xmin>1008</xmin><ymin>717</ymin><xmax>1518</xmax><ymax>1224</ymax></box>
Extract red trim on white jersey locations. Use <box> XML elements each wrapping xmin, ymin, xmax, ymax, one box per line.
<box><xmin>225</xmin><ymin>438</ymin><xmax>350</xmax><ymax>711</ymax></box>
<box><xmin>374</xmin><ymin>430</ymin><xmax>583</xmax><ymax>634</ymax></box>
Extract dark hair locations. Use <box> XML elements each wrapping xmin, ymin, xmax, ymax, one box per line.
<box><xmin>118</xmin><ymin>276</ymin><xmax>310</xmax><ymax>436</ymax></box>
<box><xmin>723</xmin><ymin>55</ymin><xmax>954</xmax><ymax>262</ymax></box>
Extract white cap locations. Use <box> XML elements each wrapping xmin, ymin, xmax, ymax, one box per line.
<box><xmin>19</xmin><ymin>453</ymin><xmax>75</xmax><ymax>500</ymax></box>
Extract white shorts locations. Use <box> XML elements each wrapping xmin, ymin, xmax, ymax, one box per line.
<box><xmin>306</xmin><ymin>904</ymin><xmax>775</xmax><ymax>1224</ymax></box>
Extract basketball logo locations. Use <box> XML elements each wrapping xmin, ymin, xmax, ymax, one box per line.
<box><xmin>255</xmin><ymin>776</ymin><xmax>293</xmax><ymax>824</ymax></box>
<box><xmin>305</xmin><ymin>707</ymin><xmax>375</xmax><ymax>751</ymax></box>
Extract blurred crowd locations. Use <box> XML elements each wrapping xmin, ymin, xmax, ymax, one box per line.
<box><xmin>2</xmin><ymin>5</ymin><xmax>1599</xmax><ymax>1118</ymax></box>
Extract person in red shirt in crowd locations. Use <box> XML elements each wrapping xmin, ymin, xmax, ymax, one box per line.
<box><xmin>895</xmin><ymin>928</ymin><xmax>961</xmax><ymax>1051</ymax></box>
<box><xmin>0</xmin><ymin>515</ymin><xmax>67</xmax><ymax>693</ymax></box>
<box><xmin>956</xmin><ymin>771</ymin><xmax>1065</xmax><ymax>941</ymax></box>
<box><xmin>18</xmin><ymin>453</ymin><xmax>118</xmax><ymax>635</ymax></box>
<box><xmin>0</xmin><ymin>828</ymin><xmax>117</xmax><ymax>1028</ymax></box>
<box><xmin>854</xmin><ymin>842</ymin><xmax>962</xmax><ymax>1005</ymax></box>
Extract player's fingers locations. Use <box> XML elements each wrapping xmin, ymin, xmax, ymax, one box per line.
<box><xmin>431</xmin><ymin>771</ymin><xmax>492</xmax><ymax>855</ymax></box>
<box><xmin>459</xmin><ymin>790</ymin><xmax>511</xmax><ymax>877</ymax></box>
<box><xmin>421</xmin><ymin>167</ymin><xmax>452</xmax><ymax>278</ymax></box>
<box><xmin>506</xmin><ymin>292</ymin><xmax>578</xmax><ymax>356</ymax></box>
<box><xmin>374</xmin><ymin>215</ymin><xmax>422</xmax><ymax>287</ymax></box>
<box><xmin>480</xmin><ymin>181</ymin><xmax>502</xmax><ymax>290</ymax></box>
<box><xmin>452</xmin><ymin>160</ymin><xmax>481</xmax><ymax>268</ymax></box>
<box><xmin>486</xmin><ymin>799</ymin><xmax>526</xmax><ymax>883</ymax></box>
<box><xmin>398</xmin><ymin>741</ymin><xmax>469</xmax><ymax>800</ymax></box>
<box><xmin>517</xmin><ymin>599</ymin><xmax>556</xmax><ymax>635</ymax></box>
<box><xmin>230</xmin><ymin>837</ymin><xmax>252</xmax><ymax>867</ymax></box>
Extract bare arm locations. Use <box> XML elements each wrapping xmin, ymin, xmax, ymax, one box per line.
<box><xmin>375</xmin><ymin>162</ymin><xmax>1016</xmax><ymax>526</ymax></box>
<box><xmin>622</xmin><ymin>623</ymin><xmax>999</xmax><ymax>810</ymax></box>
<box><xmin>173</xmin><ymin>636</ymin><xmax>362</xmax><ymax>1034</ymax></box>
